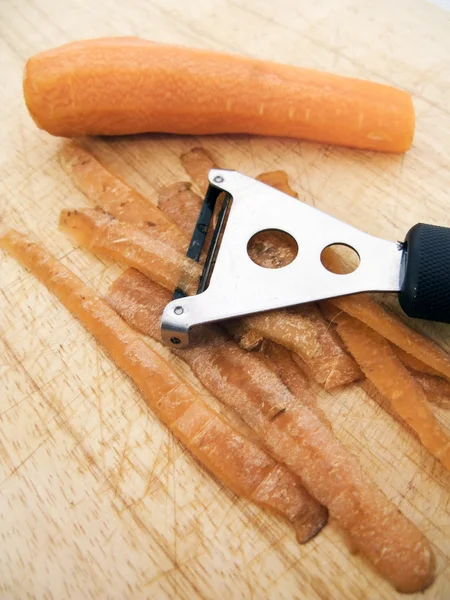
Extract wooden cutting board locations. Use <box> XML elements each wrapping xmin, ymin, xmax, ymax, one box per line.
<box><xmin>1</xmin><ymin>0</ymin><xmax>449</xmax><ymax>598</ymax></box>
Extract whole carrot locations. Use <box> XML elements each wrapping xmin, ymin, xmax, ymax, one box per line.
<box><xmin>24</xmin><ymin>37</ymin><xmax>414</xmax><ymax>152</ymax></box>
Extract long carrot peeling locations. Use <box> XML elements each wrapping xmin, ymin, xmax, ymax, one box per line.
<box><xmin>258</xmin><ymin>339</ymin><xmax>333</xmax><ymax>426</ymax></box>
<box><xmin>321</xmin><ymin>249</ymin><xmax>450</xmax><ymax>382</ymax></box>
<box><xmin>391</xmin><ymin>345</ymin><xmax>450</xmax><ymax>408</ymax></box>
<box><xmin>321</xmin><ymin>301</ymin><xmax>450</xmax><ymax>411</ymax></box>
<box><xmin>59</xmin><ymin>208</ymin><xmax>201</xmax><ymax>296</ymax></box>
<box><xmin>59</xmin><ymin>144</ymin><xmax>188</xmax><ymax>252</ymax></box>
<box><xmin>24</xmin><ymin>38</ymin><xmax>414</xmax><ymax>152</ymax></box>
<box><xmin>103</xmin><ymin>272</ymin><xmax>434</xmax><ymax>593</ymax></box>
<box><xmin>413</xmin><ymin>374</ymin><xmax>450</xmax><ymax>409</ymax></box>
<box><xmin>242</xmin><ymin>307</ymin><xmax>362</xmax><ymax>389</ymax></box>
<box><xmin>329</xmin><ymin>308</ymin><xmax>450</xmax><ymax>471</ymax></box>
<box><xmin>392</xmin><ymin>345</ymin><xmax>443</xmax><ymax>378</ymax></box>
<box><xmin>0</xmin><ymin>229</ymin><xmax>327</xmax><ymax>543</ymax></box>
<box><xmin>331</xmin><ymin>293</ymin><xmax>450</xmax><ymax>383</ymax></box>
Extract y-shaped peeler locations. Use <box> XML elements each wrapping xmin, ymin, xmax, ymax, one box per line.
<box><xmin>161</xmin><ymin>170</ymin><xmax>450</xmax><ymax>347</ymax></box>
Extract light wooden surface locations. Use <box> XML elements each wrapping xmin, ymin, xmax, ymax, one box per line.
<box><xmin>1</xmin><ymin>0</ymin><xmax>450</xmax><ymax>598</ymax></box>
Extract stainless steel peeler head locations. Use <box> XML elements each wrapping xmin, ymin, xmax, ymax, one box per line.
<box><xmin>160</xmin><ymin>169</ymin><xmax>405</xmax><ymax>347</ymax></box>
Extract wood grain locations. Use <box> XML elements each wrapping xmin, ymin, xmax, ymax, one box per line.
<box><xmin>0</xmin><ymin>0</ymin><xmax>449</xmax><ymax>598</ymax></box>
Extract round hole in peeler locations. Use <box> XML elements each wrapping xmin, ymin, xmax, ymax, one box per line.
<box><xmin>247</xmin><ymin>229</ymin><xmax>298</xmax><ymax>269</ymax></box>
<box><xmin>321</xmin><ymin>243</ymin><xmax>360</xmax><ymax>274</ymax></box>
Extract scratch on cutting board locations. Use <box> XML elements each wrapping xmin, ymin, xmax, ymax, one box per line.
<box><xmin>117</xmin><ymin>507</ymin><xmax>201</xmax><ymax>597</ymax></box>
<box><xmin>141</xmin><ymin>565</ymin><xmax>183</xmax><ymax>590</ymax></box>
<box><xmin>118</xmin><ymin>435</ymin><xmax>171</xmax><ymax>512</ymax></box>
<box><xmin>141</xmin><ymin>552</ymin><xmax>208</xmax><ymax>592</ymax></box>
<box><xmin>18</xmin><ymin>124</ymin><xmax>34</xmax><ymax>217</ymax></box>
<box><xmin>91</xmin><ymin>261</ymin><xmax>115</xmax><ymax>466</ymax></box>
<box><xmin>0</xmin><ymin>335</ymin><xmax>56</xmax><ymax>470</ymax></box>
<box><xmin>0</xmin><ymin>437</ymin><xmax>16</xmax><ymax>476</ymax></box>
<box><xmin>115</xmin><ymin>419</ymin><xmax>133</xmax><ymax>485</ymax></box>
<box><xmin>0</xmin><ymin>392</ymin><xmax>33</xmax><ymax>418</ymax></box>
<box><xmin>0</xmin><ymin>435</ymin><xmax>52</xmax><ymax>487</ymax></box>
<box><xmin>171</xmin><ymin>434</ymin><xmax>179</xmax><ymax>598</ymax></box>
<box><xmin>140</xmin><ymin>431</ymin><xmax>164</xmax><ymax>490</ymax></box>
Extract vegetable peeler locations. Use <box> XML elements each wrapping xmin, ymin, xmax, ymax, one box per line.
<box><xmin>161</xmin><ymin>170</ymin><xmax>450</xmax><ymax>347</ymax></box>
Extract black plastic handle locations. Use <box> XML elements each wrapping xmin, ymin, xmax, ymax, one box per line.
<box><xmin>399</xmin><ymin>223</ymin><xmax>450</xmax><ymax>323</ymax></box>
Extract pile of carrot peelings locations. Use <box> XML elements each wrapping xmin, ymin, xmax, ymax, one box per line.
<box><xmin>58</xmin><ymin>143</ymin><xmax>449</xmax><ymax>591</ymax></box>
<box><xmin>4</xmin><ymin>143</ymin><xmax>450</xmax><ymax>593</ymax></box>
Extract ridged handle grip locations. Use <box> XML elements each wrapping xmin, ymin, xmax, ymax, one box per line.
<box><xmin>399</xmin><ymin>223</ymin><xmax>450</xmax><ymax>323</ymax></box>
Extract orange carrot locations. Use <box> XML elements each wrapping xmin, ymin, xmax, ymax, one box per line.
<box><xmin>24</xmin><ymin>38</ymin><xmax>415</xmax><ymax>152</ymax></box>
<box><xmin>104</xmin><ymin>269</ymin><xmax>435</xmax><ymax>593</ymax></box>
<box><xmin>60</xmin><ymin>144</ymin><xmax>188</xmax><ymax>252</ymax></box>
<box><xmin>0</xmin><ymin>229</ymin><xmax>327</xmax><ymax>543</ymax></box>
<box><xmin>331</xmin><ymin>310</ymin><xmax>450</xmax><ymax>471</ymax></box>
